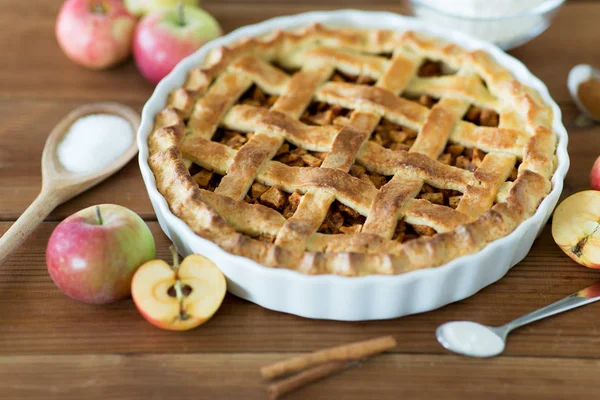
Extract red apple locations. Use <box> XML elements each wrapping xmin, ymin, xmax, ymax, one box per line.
<box><xmin>131</xmin><ymin>247</ymin><xmax>226</xmax><ymax>331</ymax></box>
<box><xmin>590</xmin><ymin>156</ymin><xmax>600</xmax><ymax>191</ymax></box>
<box><xmin>46</xmin><ymin>204</ymin><xmax>156</xmax><ymax>304</ymax></box>
<box><xmin>56</xmin><ymin>0</ymin><xmax>137</xmax><ymax>70</ymax></box>
<box><xmin>133</xmin><ymin>4</ymin><xmax>221</xmax><ymax>84</ymax></box>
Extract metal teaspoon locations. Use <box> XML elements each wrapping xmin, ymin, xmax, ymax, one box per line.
<box><xmin>436</xmin><ymin>281</ymin><xmax>600</xmax><ymax>357</ymax></box>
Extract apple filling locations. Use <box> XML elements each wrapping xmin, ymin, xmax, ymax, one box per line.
<box><xmin>239</xmin><ymin>85</ymin><xmax>279</xmax><ymax>109</ymax></box>
<box><xmin>370</xmin><ymin>118</ymin><xmax>418</xmax><ymax>151</ymax></box>
<box><xmin>318</xmin><ymin>200</ymin><xmax>366</xmax><ymax>235</ymax></box>
<box><xmin>301</xmin><ymin>102</ymin><xmax>352</xmax><ymax>127</ymax></box>
<box><xmin>463</xmin><ymin>105</ymin><xmax>500</xmax><ymax>127</ymax></box>
<box><xmin>244</xmin><ymin>182</ymin><xmax>302</xmax><ymax>220</ymax></box>
<box><xmin>418</xmin><ymin>59</ymin><xmax>456</xmax><ymax>77</ymax></box>
<box><xmin>274</xmin><ymin>141</ymin><xmax>328</xmax><ymax>167</ymax></box>
<box><xmin>331</xmin><ymin>70</ymin><xmax>377</xmax><ymax>85</ymax></box>
<box><xmin>186</xmin><ymin>63</ymin><xmax>509</xmax><ymax>245</ymax></box>
<box><xmin>212</xmin><ymin>126</ymin><xmax>255</xmax><ymax>150</ymax></box>
<box><xmin>188</xmin><ymin>163</ymin><xmax>223</xmax><ymax>190</ymax></box>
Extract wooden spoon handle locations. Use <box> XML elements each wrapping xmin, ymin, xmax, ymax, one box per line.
<box><xmin>0</xmin><ymin>190</ymin><xmax>62</xmax><ymax>266</ymax></box>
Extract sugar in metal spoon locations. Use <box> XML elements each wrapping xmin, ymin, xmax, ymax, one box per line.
<box><xmin>437</xmin><ymin>281</ymin><xmax>600</xmax><ymax>358</ymax></box>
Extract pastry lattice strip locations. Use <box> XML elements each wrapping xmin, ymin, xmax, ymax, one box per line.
<box><xmin>150</xmin><ymin>25</ymin><xmax>557</xmax><ymax>275</ymax></box>
<box><xmin>179</xmin><ymin>48</ymin><xmax>520</xmax><ymax>251</ymax></box>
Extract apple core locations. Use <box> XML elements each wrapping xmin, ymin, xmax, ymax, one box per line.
<box><xmin>168</xmin><ymin>248</ymin><xmax>193</xmax><ymax>321</ymax></box>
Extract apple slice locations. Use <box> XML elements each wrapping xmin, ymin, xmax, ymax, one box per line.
<box><xmin>131</xmin><ymin>247</ymin><xmax>226</xmax><ymax>330</ymax></box>
<box><xmin>552</xmin><ymin>190</ymin><xmax>600</xmax><ymax>269</ymax></box>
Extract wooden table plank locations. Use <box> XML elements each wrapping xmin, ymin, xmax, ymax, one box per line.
<box><xmin>510</xmin><ymin>2</ymin><xmax>600</xmax><ymax>103</ymax></box>
<box><xmin>0</xmin><ymin>1</ymin><xmax>599</xmax><ymax>103</ymax></box>
<box><xmin>558</xmin><ymin>103</ymin><xmax>600</xmax><ymax>202</ymax></box>
<box><xmin>1</xmin><ymin>1</ymin><xmax>600</xmax><ymax>398</ymax></box>
<box><xmin>2</xmin><ymin>221</ymin><xmax>599</xmax><ymax>358</ymax></box>
<box><xmin>2</xmin><ymin>353</ymin><xmax>600</xmax><ymax>400</ymax></box>
<box><xmin>0</xmin><ymin>101</ymin><xmax>594</xmax><ymax>220</ymax></box>
<box><xmin>0</xmin><ymin>2</ymin><xmax>597</xmax><ymax>220</ymax></box>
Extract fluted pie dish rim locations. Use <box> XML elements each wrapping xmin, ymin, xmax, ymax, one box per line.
<box><xmin>138</xmin><ymin>10</ymin><xmax>568</xmax><ymax>320</ymax></box>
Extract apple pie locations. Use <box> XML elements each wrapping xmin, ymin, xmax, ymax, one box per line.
<box><xmin>148</xmin><ymin>24</ymin><xmax>557</xmax><ymax>276</ymax></box>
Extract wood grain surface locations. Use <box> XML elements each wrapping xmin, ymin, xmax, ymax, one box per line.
<box><xmin>1</xmin><ymin>1</ymin><xmax>600</xmax><ymax>399</ymax></box>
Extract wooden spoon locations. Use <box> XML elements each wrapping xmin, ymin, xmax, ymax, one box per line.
<box><xmin>0</xmin><ymin>102</ymin><xmax>140</xmax><ymax>266</ymax></box>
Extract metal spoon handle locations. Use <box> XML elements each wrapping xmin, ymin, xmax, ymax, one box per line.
<box><xmin>503</xmin><ymin>281</ymin><xmax>600</xmax><ymax>332</ymax></box>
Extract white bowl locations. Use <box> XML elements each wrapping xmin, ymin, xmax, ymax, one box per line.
<box><xmin>137</xmin><ymin>10</ymin><xmax>569</xmax><ymax>321</ymax></box>
<box><xmin>409</xmin><ymin>0</ymin><xmax>565</xmax><ymax>50</ymax></box>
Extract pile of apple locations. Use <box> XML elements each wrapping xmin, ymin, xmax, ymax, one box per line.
<box><xmin>46</xmin><ymin>204</ymin><xmax>226</xmax><ymax>330</ymax></box>
<box><xmin>56</xmin><ymin>0</ymin><xmax>222</xmax><ymax>83</ymax></box>
<box><xmin>552</xmin><ymin>156</ymin><xmax>600</xmax><ymax>269</ymax></box>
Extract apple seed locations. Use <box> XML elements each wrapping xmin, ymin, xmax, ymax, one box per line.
<box><xmin>95</xmin><ymin>205</ymin><xmax>103</xmax><ymax>225</ymax></box>
<box><xmin>572</xmin><ymin>221</ymin><xmax>600</xmax><ymax>257</ymax></box>
<box><xmin>572</xmin><ymin>236</ymin><xmax>588</xmax><ymax>258</ymax></box>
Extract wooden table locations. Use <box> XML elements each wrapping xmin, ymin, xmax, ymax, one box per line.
<box><xmin>2</xmin><ymin>1</ymin><xmax>600</xmax><ymax>398</ymax></box>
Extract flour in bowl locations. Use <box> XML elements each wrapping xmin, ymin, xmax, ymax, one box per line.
<box><xmin>415</xmin><ymin>0</ymin><xmax>551</xmax><ymax>48</ymax></box>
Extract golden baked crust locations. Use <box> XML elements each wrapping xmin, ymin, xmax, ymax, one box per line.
<box><xmin>148</xmin><ymin>24</ymin><xmax>556</xmax><ymax>276</ymax></box>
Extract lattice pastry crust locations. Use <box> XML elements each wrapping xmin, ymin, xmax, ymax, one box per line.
<box><xmin>148</xmin><ymin>24</ymin><xmax>557</xmax><ymax>276</ymax></box>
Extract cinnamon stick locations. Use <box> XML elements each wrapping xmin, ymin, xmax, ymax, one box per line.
<box><xmin>267</xmin><ymin>361</ymin><xmax>356</xmax><ymax>400</ymax></box>
<box><xmin>260</xmin><ymin>335</ymin><xmax>396</xmax><ymax>380</ymax></box>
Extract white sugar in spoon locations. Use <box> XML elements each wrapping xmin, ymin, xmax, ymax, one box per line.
<box><xmin>568</xmin><ymin>64</ymin><xmax>600</xmax><ymax>124</ymax></box>
<box><xmin>437</xmin><ymin>281</ymin><xmax>600</xmax><ymax>358</ymax></box>
<box><xmin>0</xmin><ymin>103</ymin><xmax>140</xmax><ymax>266</ymax></box>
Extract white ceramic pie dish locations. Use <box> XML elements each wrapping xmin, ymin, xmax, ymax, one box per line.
<box><xmin>137</xmin><ymin>10</ymin><xmax>569</xmax><ymax>321</ymax></box>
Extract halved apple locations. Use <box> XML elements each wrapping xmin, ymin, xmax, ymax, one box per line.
<box><xmin>552</xmin><ymin>190</ymin><xmax>600</xmax><ymax>269</ymax></box>
<box><xmin>131</xmin><ymin>247</ymin><xmax>226</xmax><ymax>330</ymax></box>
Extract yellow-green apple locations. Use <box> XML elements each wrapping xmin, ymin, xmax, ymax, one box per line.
<box><xmin>124</xmin><ymin>0</ymin><xmax>197</xmax><ymax>17</ymax></box>
<box><xmin>133</xmin><ymin>4</ymin><xmax>221</xmax><ymax>84</ymax></box>
<box><xmin>56</xmin><ymin>0</ymin><xmax>136</xmax><ymax>70</ymax></box>
<box><xmin>552</xmin><ymin>190</ymin><xmax>600</xmax><ymax>269</ymax></box>
<box><xmin>590</xmin><ymin>156</ymin><xmax>600</xmax><ymax>191</ymax></box>
<box><xmin>46</xmin><ymin>204</ymin><xmax>155</xmax><ymax>304</ymax></box>
<box><xmin>131</xmin><ymin>247</ymin><xmax>226</xmax><ymax>331</ymax></box>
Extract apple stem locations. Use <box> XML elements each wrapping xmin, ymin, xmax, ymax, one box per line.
<box><xmin>95</xmin><ymin>206</ymin><xmax>103</xmax><ymax>225</ymax></box>
<box><xmin>170</xmin><ymin>245</ymin><xmax>179</xmax><ymax>270</ymax></box>
<box><xmin>177</xmin><ymin>2</ymin><xmax>185</xmax><ymax>26</ymax></box>
<box><xmin>92</xmin><ymin>2</ymin><xmax>105</xmax><ymax>14</ymax></box>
